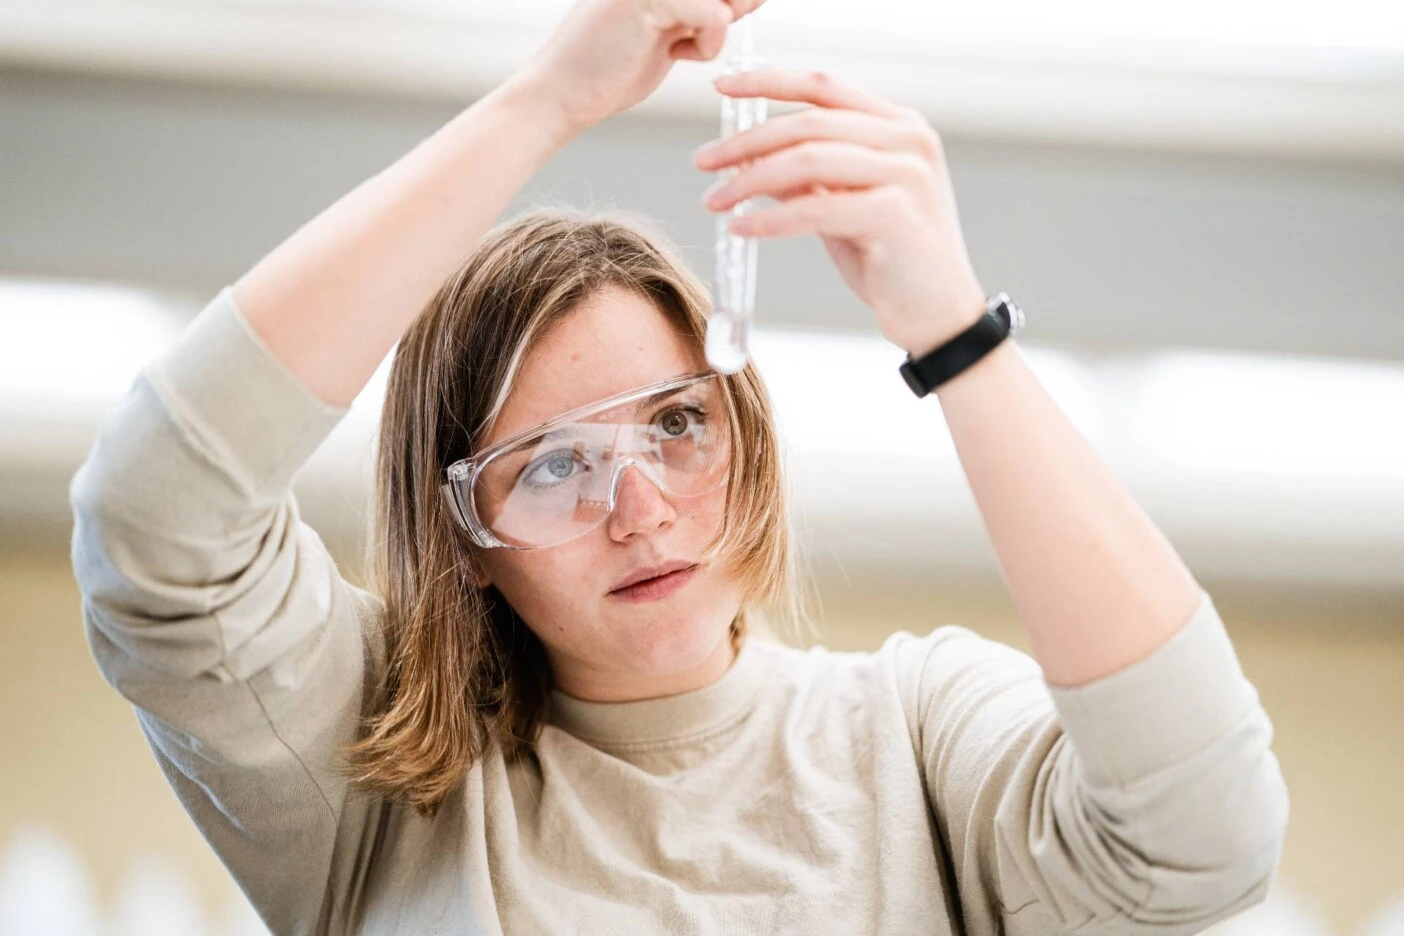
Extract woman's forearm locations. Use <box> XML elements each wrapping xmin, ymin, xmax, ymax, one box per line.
<box><xmin>232</xmin><ymin>71</ymin><xmax>580</xmax><ymax>409</ymax></box>
<box><xmin>935</xmin><ymin>337</ymin><xmax>1203</xmax><ymax>688</ymax></box>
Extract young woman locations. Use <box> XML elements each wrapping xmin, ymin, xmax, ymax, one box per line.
<box><xmin>70</xmin><ymin>0</ymin><xmax>1289</xmax><ymax>933</ymax></box>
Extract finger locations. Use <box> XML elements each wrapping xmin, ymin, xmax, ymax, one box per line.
<box><xmin>669</xmin><ymin>1</ymin><xmax>732</xmax><ymax>60</ymax></box>
<box><xmin>696</xmin><ymin>107</ymin><xmax>936</xmax><ymax>170</ymax></box>
<box><xmin>673</xmin><ymin>0</ymin><xmax>736</xmax><ymax>27</ymax></box>
<box><xmin>769</xmin><ymin>181</ymin><xmax>836</xmax><ymax>203</ymax></box>
<box><xmin>694</xmin><ymin>14</ymin><xmax>731</xmax><ymax>59</ymax></box>
<box><xmin>671</xmin><ymin>39</ymin><xmax>705</xmax><ymax>61</ymax></box>
<box><xmin>705</xmin><ymin>140</ymin><xmax>923</xmax><ymax>212</ymax></box>
<box><xmin>672</xmin><ymin>32</ymin><xmax>724</xmax><ymax>60</ymax></box>
<box><xmin>713</xmin><ymin>67</ymin><xmax>906</xmax><ymax>119</ymax></box>
<box><xmin>728</xmin><ymin>187</ymin><xmax>895</xmax><ymax>241</ymax></box>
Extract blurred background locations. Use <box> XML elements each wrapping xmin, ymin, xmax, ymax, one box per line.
<box><xmin>1</xmin><ymin>0</ymin><xmax>1402</xmax><ymax>933</ymax></box>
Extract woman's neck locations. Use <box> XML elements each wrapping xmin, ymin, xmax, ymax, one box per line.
<box><xmin>551</xmin><ymin>630</ymin><xmax>739</xmax><ymax>703</ymax></box>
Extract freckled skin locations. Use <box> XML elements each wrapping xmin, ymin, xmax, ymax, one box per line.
<box><xmin>475</xmin><ymin>286</ymin><xmax>743</xmax><ymax>702</ymax></box>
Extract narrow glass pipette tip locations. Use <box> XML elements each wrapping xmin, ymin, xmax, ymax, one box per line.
<box><xmin>706</xmin><ymin>16</ymin><xmax>766</xmax><ymax>375</ymax></box>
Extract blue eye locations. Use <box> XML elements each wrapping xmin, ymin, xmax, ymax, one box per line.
<box><xmin>522</xmin><ymin>451</ymin><xmax>586</xmax><ymax>489</ymax></box>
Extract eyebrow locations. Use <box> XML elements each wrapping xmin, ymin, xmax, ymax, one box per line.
<box><xmin>635</xmin><ymin>385</ymin><xmax>690</xmax><ymax>410</ymax></box>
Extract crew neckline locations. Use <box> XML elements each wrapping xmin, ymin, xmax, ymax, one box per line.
<box><xmin>546</xmin><ymin>636</ymin><xmax>781</xmax><ymax>749</ymax></box>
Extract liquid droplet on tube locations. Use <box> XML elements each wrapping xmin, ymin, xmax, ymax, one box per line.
<box><xmin>705</xmin><ymin>314</ymin><xmax>749</xmax><ymax>375</ymax></box>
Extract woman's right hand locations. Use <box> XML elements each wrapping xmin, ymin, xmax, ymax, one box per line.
<box><xmin>520</xmin><ymin>0</ymin><xmax>764</xmax><ymax>135</ymax></box>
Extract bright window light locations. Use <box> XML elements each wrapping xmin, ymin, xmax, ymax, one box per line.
<box><xmin>2</xmin><ymin>276</ymin><xmax>1401</xmax><ymax>526</ymax></box>
<box><xmin>0</xmin><ymin>279</ymin><xmax>180</xmax><ymax>406</ymax></box>
<box><xmin>750</xmin><ymin>328</ymin><xmax>1106</xmax><ymax>464</ymax></box>
<box><xmin>1116</xmin><ymin>348</ymin><xmax>1404</xmax><ymax>481</ymax></box>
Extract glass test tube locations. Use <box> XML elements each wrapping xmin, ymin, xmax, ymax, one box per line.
<box><xmin>705</xmin><ymin>17</ymin><xmax>767</xmax><ymax>375</ymax></box>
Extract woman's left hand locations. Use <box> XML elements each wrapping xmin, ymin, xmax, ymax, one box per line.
<box><xmin>696</xmin><ymin>68</ymin><xmax>987</xmax><ymax>356</ymax></box>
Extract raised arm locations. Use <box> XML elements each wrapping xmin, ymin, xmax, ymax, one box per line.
<box><xmin>899</xmin><ymin>601</ymin><xmax>1287</xmax><ymax>935</ymax></box>
<box><xmin>698</xmin><ymin>65</ymin><xmax>1289</xmax><ymax>932</ymax></box>
<box><xmin>70</xmin><ymin>2</ymin><xmax>762</xmax><ymax>930</ymax></box>
<box><xmin>234</xmin><ymin>0</ymin><xmax>758</xmax><ymax>409</ymax></box>
<box><xmin>230</xmin><ymin>74</ymin><xmax>577</xmax><ymax>408</ymax></box>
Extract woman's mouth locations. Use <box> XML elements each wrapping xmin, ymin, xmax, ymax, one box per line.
<box><xmin>607</xmin><ymin>564</ymin><xmax>699</xmax><ymax>602</ymax></box>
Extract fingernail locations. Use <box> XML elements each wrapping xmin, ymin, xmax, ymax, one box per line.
<box><xmin>702</xmin><ymin>179</ymin><xmax>729</xmax><ymax>205</ymax></box>
<box><xmin>694</xmin><ymin>140</ymin><xmax>719</xmax><ymax>163</ymax></box>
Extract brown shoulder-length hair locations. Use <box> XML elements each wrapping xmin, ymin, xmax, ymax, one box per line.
<box><xmin>344</xmin><ymin>206</ymin><xmax>808</xmax><ymax>817</ymax></box>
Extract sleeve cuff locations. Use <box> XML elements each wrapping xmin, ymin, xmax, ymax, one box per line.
<box><xmin>1045</xmin><ymin>589</ymin><xmax>1258</xmax><ymax>787</ymax></box>
<box><xmin>143</xmin><ymin>285</ymin><xmax>351</xmax><ymax>498</ymax></box>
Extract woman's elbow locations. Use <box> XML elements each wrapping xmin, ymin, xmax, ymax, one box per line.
<box><xmin>1135</xmin><ymin>750</ymin><xmax>1291</xmax><ymax>929</ymax></box>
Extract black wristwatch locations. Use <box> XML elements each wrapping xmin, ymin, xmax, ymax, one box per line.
<box><xmin>898</xmin><ymin>293</ymin><xmax>1025</xmax><ymax>398</ymax></box>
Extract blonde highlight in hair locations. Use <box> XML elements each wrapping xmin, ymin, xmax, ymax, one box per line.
<box><xmin>344</xmin><ymin>207</ymin><xmax>808</xmax><ymax>817</ymax></box>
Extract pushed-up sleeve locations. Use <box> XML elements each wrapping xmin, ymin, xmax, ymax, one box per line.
<box><xmin>69</xmin><ymin>285</ymin><xmax>387</xmax><ymax>935</ymax></box>
<box><xmin>901</xmin><ymin>590</ymin><xmax>1289</xmax><ymax>935</ymax></box>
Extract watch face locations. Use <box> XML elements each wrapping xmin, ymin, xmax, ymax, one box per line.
<box><xmin>1008</xmin><ymin>301</ymin><xmax>1025</xmax><ymax>336</ymax></box>
<box><xmin>991</xmin><ymin>293</ymin><xmax>1024</xmax><ymax>336</ymax></box>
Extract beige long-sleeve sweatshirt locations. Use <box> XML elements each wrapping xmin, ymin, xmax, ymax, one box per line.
<box><xmin>69</xmin><ymin>285</ymin><xmax>1288</xmax><ymax>935</ymax></box>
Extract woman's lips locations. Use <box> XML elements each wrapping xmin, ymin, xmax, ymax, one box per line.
<box><xmin>607</xmin><ymin>564</ymin><xmax>699</xmax><ymax>602</ymax></box>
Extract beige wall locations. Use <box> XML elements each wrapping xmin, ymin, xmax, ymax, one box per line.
<box><xmin>2</xmin><ymin>546</ymin><xmax>1401</xmax><ymax>933</ymax></box>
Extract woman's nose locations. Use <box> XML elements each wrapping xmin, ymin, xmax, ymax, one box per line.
<box><xmin>606</xmin><ymin>462</ymin><xmax>676</xmax><ymax>540</ymax></box>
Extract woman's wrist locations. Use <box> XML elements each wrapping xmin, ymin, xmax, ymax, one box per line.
<box><xmin>494</xmin><ymin>65</ymin><xmax>596</xmax><ymax>149</ymax></box>
<box><xmin>885</xmin><ymin>286</ymin><xmax>989</xmax><ymax>359</ymax></box>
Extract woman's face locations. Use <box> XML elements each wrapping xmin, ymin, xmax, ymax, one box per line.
<box><xmin>474</xmin><ymin>286</ymin><xmax>744</xmax><ymax>702</ymax></box>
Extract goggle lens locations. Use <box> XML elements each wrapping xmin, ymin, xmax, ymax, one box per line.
<box><xmin>469</xmin><ymin>377</ymin><xmax>730</xmax><ymax>549</ymax></box>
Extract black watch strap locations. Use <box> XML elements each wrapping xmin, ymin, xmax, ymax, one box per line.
<box><xmin>899</xmin><ymin>293</ymin><xmax>1023</xmax><ymax>398</ymax></box>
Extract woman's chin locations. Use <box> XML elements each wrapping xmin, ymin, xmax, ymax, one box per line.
<box><xmin>613</xmin><ymin>610</ymin><xmax>734</xmax><ymax>679</ymax></box>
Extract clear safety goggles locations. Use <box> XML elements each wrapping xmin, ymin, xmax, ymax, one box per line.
<box><xmin>441</xmin><ymin>371</ymin><xmax>731</xmax><ymax>550</ymax></box>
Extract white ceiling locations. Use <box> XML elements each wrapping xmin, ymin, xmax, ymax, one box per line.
<box><xmin>480</xmin><ymin>0</ymin><xmax>1404</xmax><ymax>59</ymax></box>
<box><xmin>3</xmin><ymin>0</ymin><xmax>1404</xmax><ymax>158</ymax></box>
